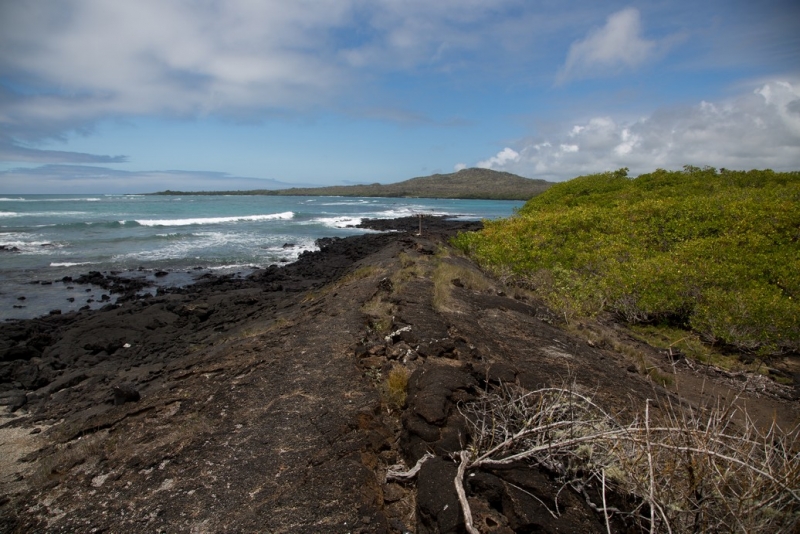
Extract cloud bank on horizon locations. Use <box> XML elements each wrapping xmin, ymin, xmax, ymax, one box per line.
<box><xmin>476</xmin><ymin>81</ymin><xmax>800</xmax><ymax>180</ymax></box>
<box><xmin>0</xmin><ymin>0</ymin><xmax>798</xmax><ymax>192</ymax></box>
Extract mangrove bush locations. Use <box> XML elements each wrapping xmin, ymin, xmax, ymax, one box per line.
<box><xmin>453</xmin><ymin>167</ymin><xmax>800</xmax><ymax>355</ymax></box>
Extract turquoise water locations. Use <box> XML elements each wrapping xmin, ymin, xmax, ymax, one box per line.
<box><xmin>1</xmin><ymin>194</ymin><xmax>522</xmax><ymax>319</ymax></box>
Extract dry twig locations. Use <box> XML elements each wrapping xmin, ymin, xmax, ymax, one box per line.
<box><xmin>455</xmin><ymin>383</ymin><xmax>800</xmax><ymax>533</ymax></box>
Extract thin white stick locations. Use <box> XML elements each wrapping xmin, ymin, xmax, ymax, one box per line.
<box><xmin>646</xmin><ymin>401</ymin><xmax>655</xmax><ymax>534</ymax></box>
<box><xmin>601</xmin><ymin>468</ymin><xmax>612</xmax><ymax>534</ymax></box>
<box><xmin>455</xmin><ymin>451</ymin><xmax>480</xmax><ymax>534</ymax></box>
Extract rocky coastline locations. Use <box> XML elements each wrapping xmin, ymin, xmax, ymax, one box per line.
<box><xmin>1</xmin><ymin>216</ymin><xmax>797</xmax><ymax>533</ymax></box>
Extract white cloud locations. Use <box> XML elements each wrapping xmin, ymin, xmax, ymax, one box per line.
<box><xmin>454</xmin><ymin>163</ymin><xmax>467</xmax><ymax>171</ymax></box>
<box><xmin>0</xmin><ymin>0</ymin><xmax>536</xmax><ymax>142</ymax></box>
<box><xmin>0</xmin><ymin>1</ymin><xmax>353</xmax><ymax>139</ymax></box>
<box><xmin>473</xmin><ymin>80</ymin><xmax>800</xmax><ymax>180</ymax></box>
<box><xmin>477</xmin><ymin>147</ymin><xmax>520</xmax><ymax>169</ymax></box>
<box><xmin>557</xmin><ymin>8</ymin><xmax>657</xmax><ymax>84</ymax></box>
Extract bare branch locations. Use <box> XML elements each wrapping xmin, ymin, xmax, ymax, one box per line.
<box><xmin>386</xmin><ymin>452</ymin><xmax>434</xmax><ymax>482</ymax></box>
<box><xmin>455</xmin><ymin>451</ymin><xmax>480</xmax><ymax>534</ymax></box>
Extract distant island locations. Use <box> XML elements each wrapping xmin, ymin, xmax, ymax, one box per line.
<box><xmin>151</xmin><ymin>168</ymin><xmax>554</xmax><ymax>200</ymax></box>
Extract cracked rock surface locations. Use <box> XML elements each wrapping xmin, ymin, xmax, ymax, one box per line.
<box><xmin>1</xmin><ymin>216</ymin><xmax>797</xmax><ymax>533</ymax></box>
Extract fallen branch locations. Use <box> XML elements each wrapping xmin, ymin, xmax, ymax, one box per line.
<box><xmin>455</xmin><ymin>383</ymin><xmax>800</xmax><ymax>533</ymax></box>
<box><xmin>385</xmin><ymin>452</ymin><xmax>434</xmax><ymax>482</ymax></box>
<box><xmin>455</xmin><ymin>450</ymin><xmax>480</xmax><ymax>534</ymax></box>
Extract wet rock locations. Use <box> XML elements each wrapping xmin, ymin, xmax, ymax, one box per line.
<box><xmin>75</xmin><ymin>271</ymin><xmax>106</xmax><ymax>286</ymax></box>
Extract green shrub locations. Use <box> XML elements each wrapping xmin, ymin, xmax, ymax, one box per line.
<box><xmin>453</xmin><ymin>167</ymin><xmax>800</xmax><ymax>355</ymax></box>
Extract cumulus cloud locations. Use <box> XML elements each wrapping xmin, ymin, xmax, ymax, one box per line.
<box><xmin>0</xmin><ymin>0</ymin><xmax>535</xmax><ymax>144</ymax></box>
<box><xmin>473</xmin><ymin>80</ymin><xmax>800</xmax><ymax>180</ymax></box>
<box><xmin>454</xmin><ymin>163</ymin><xmax>467</xmax><ymax>172</ymax></box>
<box><xmin>477</xmin><ymin>147</ymin><xmax>520</xmax><ymax>169</ymax></box>
<box><xmin>0</xmin><ymin>1</ymin><xmax>355</xmax><ymax>140</ymax></box>
<box><xmin>557</xmin><ymin>8</ymin><xmax>659</xmax><ymax>84</ymax></box>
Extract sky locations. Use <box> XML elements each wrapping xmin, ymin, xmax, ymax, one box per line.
<box><xmin>1</xmin><ymin>1</ymin><xmax>799</xmax><ymax>193</ymax></box>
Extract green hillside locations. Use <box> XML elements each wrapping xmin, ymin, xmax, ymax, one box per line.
<box><xmin>453</xmin><ymin>167</ymin><xmax>800</xmax><ymax>356</ymax></box>
<box><xmin>153</xmin><ymin>168</ymin><xmax>553</xmax><ymax>200</ymax></box>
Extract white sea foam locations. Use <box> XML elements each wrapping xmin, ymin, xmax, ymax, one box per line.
<box><xmin>373</xmin><ymin>207</ymin><xmax>452</xmax><ymax>218</ymax></box>
<box><xmin>261</xmin><ymin>239</ymin><xmax>319</xmax><ymax>260</ymax></box>
<box><xmin>319</xmin><ymin>200</ymin><xmax>372</xmax><ymax>206</ymax></box>
<box><xmin>0</xmin><ymin>238</ymin><xmax>65</xmax><ymax>253</ymax></box>
<box><xmin>206</xmin><ymin>263</ymin><xmax>262</xmax><ymax>272</ymax></box>
<box><xmin>49</xmin><ymin>261</ymin><xmax>94</xmax><ymax>267</ymax></box>
<box><xmin>16</xmin><ymin>211</ymin><xmax>88</xmax><ymax>218</ymax></box>
<box><xmin>134</xmin><ymin>212</ymin><xmax>294</xmax><ymax>227</ymax></box>
<box><xmin>0</xmin><ymin>197</ymin><xmax>102</xmax><ymax>202</ymax></box>
<box><xmin>107</xmin><ymin>229</ymin><xmax>310</xmax><ymax>267</ymax></box>
<box><xmin>112</xmin><ymin>232</ymin><xmax>226</xmax><ymax>262</ymax></box>
<box><xmin>0</xmin><ymin>211</ymin><xmax>18</xmax><ymax>217</ymax></box>
<box><xmin>310</xmin><ymin>216</ymin><xmax>366</xmax><ymax>229</ymax></box>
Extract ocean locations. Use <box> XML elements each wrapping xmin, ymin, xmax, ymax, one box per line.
<box><xmin>0</xmin><ymin>194</ymin><xmax>522</xmax><ymax>320</ymax></box>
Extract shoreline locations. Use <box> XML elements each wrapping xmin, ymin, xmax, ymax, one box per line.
<box><xmin>0</xmin><ymin>214</ymin><xmax>485</xmax><ymax>322</ymax></box>
<box><xmin>1</xmin><ymin>215</ymin><xmax>796</xmax><ymax>533</ymax></box>
<box><xmin>1</xmin><ymin>215</ymin><xmax>481</xmax><ymax>418</ymax></box>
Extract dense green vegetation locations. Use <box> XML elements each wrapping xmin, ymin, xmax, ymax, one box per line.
<box><xmin>453</xmin><ymin>167</ymin><xmax>800</xmax><ymax>355</ymax></box>
<box><xmin>152</xmin><ymin>168</ymin><xmax>553</xmax><ymax>200</ymax></box>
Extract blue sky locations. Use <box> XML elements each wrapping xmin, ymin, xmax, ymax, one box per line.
<box><xmin>1</xmin><ymin>0</ymin><xmax>798</xmax><ymax>193</ymax></box>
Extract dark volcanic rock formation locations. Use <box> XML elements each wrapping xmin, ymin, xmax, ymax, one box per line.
<box><xmin>1</xmin><ymin>216</ymin><xmax>797</xmax><ymax>533</ymax></box>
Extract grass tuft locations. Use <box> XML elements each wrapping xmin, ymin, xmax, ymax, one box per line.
<box><xmin>432</xmin><ymin>259</ymin><xmax>495</xmax><ymax>312</ymax></box>
<box><xmin>380</xmin><ymin>365</ymin><xmax>410</xmax><ymax>409</ymax></box>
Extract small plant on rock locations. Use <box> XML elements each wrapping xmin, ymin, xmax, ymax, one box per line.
<box><xmin>380</xmin><ymin>365</ymin><xmax>410</xmax><ymax>410</ymax></box>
